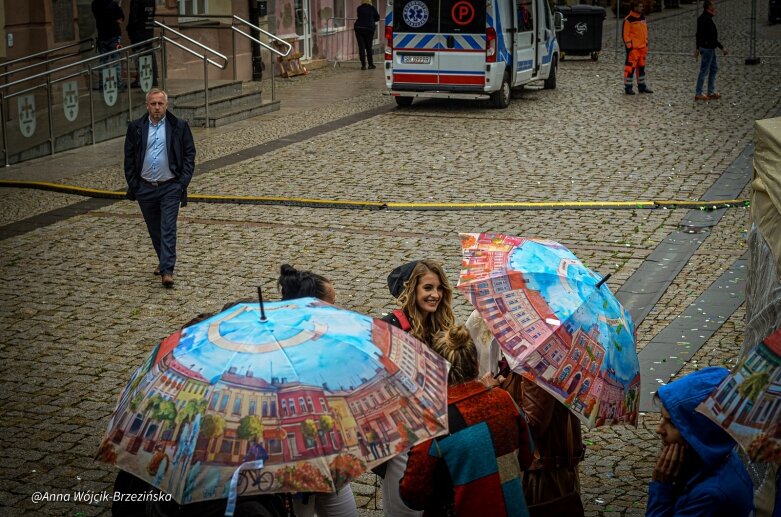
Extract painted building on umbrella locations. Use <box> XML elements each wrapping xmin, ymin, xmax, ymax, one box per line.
<box><xmin>275</xmin><ymin>380</ymin><xmax>342</xmax><ymax>461</ymax></box>
<box><xmin>703</xmin><ymin>336</ymin><xmax>781</xmax><ymax>432</ymax></box>
<box><xmin>588</xmin><ymin>369</ymin><xmax>638</xmax><ymax>426</ymax></box>
<box><xmin>549</xmin><ymin>327</ymin><xmax>604</xmax><ymax>400</ymax></box>
<box><xmin>198</xmin><ymin>367</ymin><xmax>281</xmax><ymax>465</ymax></box>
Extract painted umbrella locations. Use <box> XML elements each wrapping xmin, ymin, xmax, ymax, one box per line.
<box><xmin>458</xmin><ymin>232</ymin><xmax>641</xmax><ymax>428</ymax></box>
<box><xmin>96</xmin><ymin>297</ymin><xmax>449</xmax><ymax>508</ymax></box>
<box><xmin>697</xmin><ymin>327</ymin><xmax>781</xmax><ymax>463</ymax></box>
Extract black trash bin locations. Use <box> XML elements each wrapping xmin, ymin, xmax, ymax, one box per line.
<box><xmin>554</xmin><ymin>5</ymin><xmax>606</xmax><ymax>61</ymax></box>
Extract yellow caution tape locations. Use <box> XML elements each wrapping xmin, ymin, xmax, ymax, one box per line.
<box><xmin>0</xmin><ymin>180</ymin><xmax>750</xmax><ymax>211</ymax></box>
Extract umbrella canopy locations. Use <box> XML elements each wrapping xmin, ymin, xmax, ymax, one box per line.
<box><xmin>697</xmin><ymin>327</ymin><xmax>781</xmax><ymax>463</ymax></box>
<box><xmin>96</xmin><ymin>298</ymin><xmax>450</xmax><ymax>505</ymax></box>
<box><xmin>458</xmin><ymin>232</ymin><xmax>640</xmax><ymax>428</ymax></box>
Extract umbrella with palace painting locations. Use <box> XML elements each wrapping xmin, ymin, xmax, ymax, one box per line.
<box><xmin>457</xmin><ymin>232</ymin><xmax>640</xmax><ymax>428</ymax></box>
<box><xmin>96</xmin><ymin>296</ymin><xmax>449</xmax><ymax>509</ymax></box>
<box><xmin>697</xmin><ymin>327</ymin><xmax>781</xmax><ymax>463</ymax></box>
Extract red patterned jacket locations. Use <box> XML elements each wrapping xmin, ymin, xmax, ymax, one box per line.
<box><xmin>400</xmin><ymin>380</ymin><xmax>534</xmax><ymax>516</ymax></box>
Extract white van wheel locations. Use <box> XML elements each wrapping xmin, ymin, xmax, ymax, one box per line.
<box><xmin>394</xmin><ymin>96</ymin><xmax>414</xmax><ymax>108</ymax></box>
<box><xmin>544</xmin><ymin>55</ymin><xmax>558</xmax><ymax>90</ymax></box>
<box><xmin>491</xmin><ymin>74</ymin><xmax>511</xmax><ymax>109</ymax></box>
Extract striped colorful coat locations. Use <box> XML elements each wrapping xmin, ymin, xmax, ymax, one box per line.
<box><xmin>399</xmin><ymin>380</ymin><xmax>534</xmax><ymax>517</ymax></box>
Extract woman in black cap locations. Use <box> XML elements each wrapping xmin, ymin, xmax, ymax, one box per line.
<box><xmin>377</xmin><ymin>259</ymin><xmax>455</xmax><ymax>517</ymax></box>
<box><xmin>382</xmin><ymin>259</ymin><xmax>455</xmax><ymax>346</ymax></box>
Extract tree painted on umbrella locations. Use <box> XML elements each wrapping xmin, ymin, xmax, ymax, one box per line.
<box><xmin>301</xmin><ymin>418</ymin><xmax>320</xmax><ymax>453</ymax></box>
<box><xmin>174</xmin><ymin>399</ymin><xmax>207</xmax><ymax>442</ymax></box>
<box><xmin>199</xmin><ymin>414</ymin><xmax>226</xmax><ymax>462</ymax></box>
<box><xmin>238</xmin><ymin>415</ymin><xmax>265</xmax><ymax>458</ymax></box>
<box><xmin>739</xmin><ymin>372</ymin><xmax>770</xmax><ymax>403</ymax></box>
<box><xmin>319</xmin><ymin>414</ymin><xmax>335</xmax><ymax>449</ymax></box>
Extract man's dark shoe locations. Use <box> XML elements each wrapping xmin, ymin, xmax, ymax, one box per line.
<box><xmin>639</xmin><ymin>87</ymin><xmax>654</xmax><ymax>94</ymax></box>
<box><xmin>625</xmin><ymin>89</ymin><xmax>636</xmax><ymax>95</ymax></box>
<box><xmin>368</xmin><ymin>64</ymin><xmax>377</xmax><ymax>69</ymax></box>
<box><xmin>154</xmin><ymin>266</ymin><xmax>161</xmax><ymax>276</ymax></box>
<box><xmin>161</xmin><ymin>274</ymin><xmax>174</xmax><ymax>288</ymax></box>
<box><xmin>361</xmin><ymin>65</ymin><xmax>367</xmax><ymax>70</ymax></box>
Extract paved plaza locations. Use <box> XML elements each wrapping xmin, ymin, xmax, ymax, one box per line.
<box><xmin>1</xmin><ymin>0</ymin><xmax>780</xmax><ymax>514</ymax></box>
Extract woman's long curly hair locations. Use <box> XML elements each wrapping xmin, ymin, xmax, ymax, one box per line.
<box><xmin>396</xmin><ymin>260</ymin><xmax>455</xmax><ymax>345</ymax></box>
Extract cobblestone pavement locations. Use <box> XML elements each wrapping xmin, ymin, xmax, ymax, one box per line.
<box><xmin>1</xmin><ymin>0</ymin><xmax>779</xmax><ymax>515</ymax></box>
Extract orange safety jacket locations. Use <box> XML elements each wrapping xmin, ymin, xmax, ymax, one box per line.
<box><xmin>623</xmin><ymin>10</ymin><xmax>648</xmax><ymax>49</ymax></box>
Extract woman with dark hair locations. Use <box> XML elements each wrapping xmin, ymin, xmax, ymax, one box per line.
<box><xmin>276</xmin><ymin>264</ymin><xmax>357</xmax><ymax>517</ymax></box>
<box><xmin>277</xmin><ymin>263</ymin><xmax>335</xmax><ymax>303</ymax></box>
<box><xmin>399</xmin><ymin>325</ymin><xmax>534</xmax><ymax>516</ymax></box>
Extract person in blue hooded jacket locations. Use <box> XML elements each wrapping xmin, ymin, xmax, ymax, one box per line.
<box><xmin>647</xmin><ymin>366</ymin><xmax>754</xmax><ymax>516</ymax></box>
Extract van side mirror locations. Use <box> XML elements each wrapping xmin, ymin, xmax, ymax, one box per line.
<box><xmin>554</xmin><ymin>11</ymin><xmax>564</xmax><ymax>31</ymax></box>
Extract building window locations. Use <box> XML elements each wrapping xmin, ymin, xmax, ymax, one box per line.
<box><xmin>299</xmin><ymin>397</ymin><xmax>307</xmax><ymax>413</ymax></box>
<box><xmin>319</xmin><ymin>397</ymin><xmax>327</xmax><ymax>410</ymax></box>
<box><xmin>281</xmin><ymin>400</ymin><xmax>288</xmax><ymax>416</ymax></box>
<box><xmin>333</xmin><ymin>0</ymin><xmax>346</xmax><ymax>28</ymax></box>
<box><xmin>289</xmin><ymin>399</ymin><xmax>297</xmax><ymax>415</ymax></box>
<box><xmin>307</xmin><ymin>397</ymin><xmax>315</xmax><ymax>413</ymax></box>
<box><xmin>262</xmin><ymin>400</ymin><xmax>268</xmax><ymax>417</ymax></box>
<box><xmin>179</xmin><ymin>0</ymin><xmax>208</xmax><ymax>16</ymax></box>
<box><xmin>249</xmin><ymin>399</ymin><xmax>256</xmax><ymax>416</ymax></box>
<box><xmin>219</xmin><ymin>393</ymin><xmax>229</xmax><ymax>412</ymax></box>
<box><xmin>209</xmin><ymin>391</ymin><xmax>220</xmax><ymax>410</ymax></box>
<box><xmin>270</xmin><ymin>400</ymin><xmax>277</xmax><ymax>417</ymax></box>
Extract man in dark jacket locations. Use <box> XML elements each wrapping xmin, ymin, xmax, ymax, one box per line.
<box><xmin>92</xmin><ymin>0</ymin><xmax>125</xmax><ymax>90</ymax></box>
<box><xmin>647</xmin><ymin>367</ymin><xmax>753</xmax><ymax>516</ymax></box>
<box><xmin>354</xmin><ymin>0</ymin><xmax>380</xmax><ymax>70</ymax></box>
<box><xmin>127</xmin><ymin>0</ymin><xmax>158</xmax><ymax>88</ymax></box>
<box><xmin>124</xmin><ymin>89</ymin><xmax>195</xmax><ymax>288</ymax></box>
<box><xmin>694</xmin><ymin>0</ymin><xmax>728</xmax><ymax>101</ymax></box>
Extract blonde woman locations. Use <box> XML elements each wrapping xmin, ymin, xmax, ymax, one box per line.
<box><xmin>382</xmin><ymin>260</ymin><xmax>456</xmax><ymax>346</ymax></box>
<box><xmin>399</xmin><ymin>325</ymin><xmax>534</xmax><ymax>516</ymax></box>
<box><xmin>376</xmin><ymin>259</ymin><xmax>456</xmax><ymax>516</ymax></box>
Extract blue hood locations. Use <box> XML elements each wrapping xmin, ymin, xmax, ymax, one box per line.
<box><xmin>657</xmin><ymin>367</ymin><xmax>737</xmax><ymax>469</ymax></box>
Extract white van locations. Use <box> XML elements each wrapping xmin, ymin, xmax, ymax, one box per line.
<box><xmin>383</xmin><ymin>0</ymin><xmax>563</xmax><ymax>108</ymax></box>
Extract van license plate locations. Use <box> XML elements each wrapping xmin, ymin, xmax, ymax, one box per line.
<box><xmin>401</xmin><ymin>55</ymin><xmax>431</xmax><ymax>64</ymax></box>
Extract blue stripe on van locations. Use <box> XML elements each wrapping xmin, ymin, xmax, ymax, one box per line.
<box><xmin>419</xmin><ymin>34</ymin><xmax>436</xmax><ymax>47</ymax></box>
<box><xmin>398</xmin><ymin>34</ymin><xmax>416</xmax><ymax>48</ymax></box>
<box><xmin>462</xmin><ymin>35</ymin><xmax>482</xmax><ymax>50</ymax></box>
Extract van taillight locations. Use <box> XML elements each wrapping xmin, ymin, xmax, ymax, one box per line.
<box><xmin>486</xmin><ymin>27</ymin><xmax>497</xmax><ymax>63</ymax></box>
<box><xmin>385</xmin><ymin>26</ymin><xmax>393</xmax><ymax>60</ymax></box>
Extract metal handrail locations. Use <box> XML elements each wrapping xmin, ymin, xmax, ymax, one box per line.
<box><xmin>0</xmin><ymin>38</ymin><xmax>161</xmax><ymax>93</ymax></box>
<box><xmin>231</xmin><ymin>15</ymin><xmax>292</xmax><ymax>102</ymax></box>
<box><xmin>0</xmin><ymin>38</ymin><xmax>95</xmax><ymax>71</ymax></box>
<box><xmin>154</xmin><ymin>21</ymin><xmax>228</xmax><ymax>127</ymax></box>
<box><xmin>154</xmin><ymin>21</ymin><xmax>228</xmax><ymax>67</ymax></box>
<box><xmin>232</xmin><ymin>15</ymin><xmax>292</xmax><ymax>57</ymax></box>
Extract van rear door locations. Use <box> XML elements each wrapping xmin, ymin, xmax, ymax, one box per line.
<box><xmin>513</xmin><ymin>0</ymin><xmax>536</xmax><ymax>84</ymax></box>
<box><xmin>438</xmin><ymin>0</ymin><xmax>486</xmax><ymax>89</ymax></box>
<box><xmin>392</xmin><ymin>0</ymin><xmax>440</xmax><ymax>88</ymax></box>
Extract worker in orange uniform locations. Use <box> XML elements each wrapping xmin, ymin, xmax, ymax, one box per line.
<box><xmin>623</xmin><ymin>1</ymin><xmax>653</xmax><ymax>95</ymax></box>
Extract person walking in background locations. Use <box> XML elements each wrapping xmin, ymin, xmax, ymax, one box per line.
<box><xmin>354</xmin><ymin>0</ymin><xmax>380</xmax><ymax>70</ymax></box>
<box><xmin>92</xmin><ymin>0</ymin><xmax>125</xmax><ymax>90</ymax></box>
<box><xmin>694</xmin><ymin>0</ymin><xmax>728</xmax><ymax>101</ymax></box>
<box><xmin>127</xmin><ymin>0</ymin><xmax>158</xmax><ymax>89</ymax></box>
<box><xmin>646</xmin><ymin>367</ymin><xmax>753</xmax><ymax>516</ymax></box>
<box><xmin>124</xmin><ymin>88</ymin><xmax>195</xmax><ymax>288</ymax></box>
<box><xmin>399</xmin><ymin>325</ymin><xmax>534</xmax><ymax>516</ymax></box>
<box><xmin>622</xmin><ymin>1</ymin><xmax>653</xmax><ymax>95</ymax></box>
